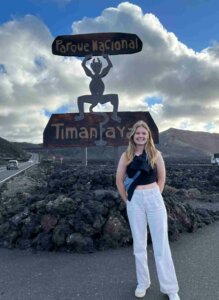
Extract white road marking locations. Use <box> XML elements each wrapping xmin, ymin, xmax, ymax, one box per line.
<box><xmin>0</xmin><ymin>163</ymin><xmax>37</xmax><ymax>184</ymax></box>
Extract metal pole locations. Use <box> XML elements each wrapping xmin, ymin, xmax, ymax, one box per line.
<box><xmin>113</xmin><ymin>146</ymin><xmax>120</xmax><ymax>167</ymax></box>
<box><xmin>81</xmin><ymin>147</ymin><xmax>88</xmax><ymax>166</ymax></box>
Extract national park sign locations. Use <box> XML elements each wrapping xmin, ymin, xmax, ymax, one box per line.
<box><xmin>43</xmin><ymin>112</ymin><xmax>159</xmax><ymax>148</ymax></box>
<box><xmin>52</xmin><ymin>32</ymin><xmax>143</xmax><ymax>56</ymax></box>
<box><xmin>47</xmin><ymin>31</ymin><xmax>159</xmax><ymax>161</ymax></box>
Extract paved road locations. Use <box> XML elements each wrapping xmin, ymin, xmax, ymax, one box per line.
<box><xmin>0</xmin><ymin>154</ymin><xmax>39</xmax><ymax>184</ymax></box>
<box><xmin>0</xmin><ymin>222</ymin><xmax>218</xmax><ymax>300</ymax></box>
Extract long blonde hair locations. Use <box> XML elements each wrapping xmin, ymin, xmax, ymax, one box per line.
<box><xmin>126</xmin><ymin>120</ymin><xmax>158</xmax><ymax>168</ymax></box>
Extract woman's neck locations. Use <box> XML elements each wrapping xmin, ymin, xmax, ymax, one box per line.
<box><xmin>135</xmin><ymin>145</ymin><xmax>145</xmax><ymax>155</ymax></box>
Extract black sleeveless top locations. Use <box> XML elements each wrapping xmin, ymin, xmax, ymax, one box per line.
<box><xmin>126</xmin><ymin>151</ymin><xmax>157</xmax><ymax>201</ymax></box>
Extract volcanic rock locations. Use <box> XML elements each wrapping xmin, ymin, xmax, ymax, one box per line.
<box><xmin>0</xmin><ymin>161</ymin><xmax>218</xmax><ymax>253</ymax></box>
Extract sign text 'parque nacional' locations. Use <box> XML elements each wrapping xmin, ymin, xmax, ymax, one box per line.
<box><xmin>52</xmin><ymin>32</ymin><xmax>143</xmax><ymax>57</ymax></box>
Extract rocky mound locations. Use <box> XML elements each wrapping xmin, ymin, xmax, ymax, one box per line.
<box><xmin>0</xmin><ymin>162</ymin><xmax>218</xmax><ymax>253</ymax></box>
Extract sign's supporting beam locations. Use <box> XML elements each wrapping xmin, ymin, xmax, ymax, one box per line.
<box><xmin>113</xmin><ymin>146</ymin><xmax>120</xmax><ymax>167</ymax></box>
<box><xmin>81</xmin><ymin>147</ymin><xmax>87</xmax><ymax>166</ymax></box>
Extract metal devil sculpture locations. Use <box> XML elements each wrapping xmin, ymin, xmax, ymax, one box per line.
<box><xmin>75</xmin><ymin>54</ymin><xmax>121</xmax><ymax>123</ymax></box>
<box><xmin>75</xmin><ymin>53</ymin><xmax>121</xmax><ymax>145</ymax></box>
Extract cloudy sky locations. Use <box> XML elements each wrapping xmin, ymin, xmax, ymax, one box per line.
<box><xmin>1</xmin><ymin>0</ymin><xmax>219</xmax><ymax>143</ymax></box>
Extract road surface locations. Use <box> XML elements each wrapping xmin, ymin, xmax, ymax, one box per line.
<box><xmin>0</xmin><ymin>221</ymin><xmax>218</xmax><ymax>300</ymax></box>
<box><xmin>0</xmin><ymin>154</ymin><xmax>39</xmax><ymax>184</ymax></box>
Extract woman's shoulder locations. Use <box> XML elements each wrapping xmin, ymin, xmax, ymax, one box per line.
<box><xmin>120</xmin><ymin>151</ymin><xmax>128</xmax><ymax>161</ymax></box>
<box><xmin>156</xmin><ymin>150</ymin><xmax>163</xmax><ymax>158</ymax></box>
<box><xmin>117</xmin><ymin>152</ymin><xmax>129</xmax><ymax>170</ymax></box>
<box><xmin>155</xmin><ymin>150</ymin><xmax>165</xmax><ymax>165</ymax></box>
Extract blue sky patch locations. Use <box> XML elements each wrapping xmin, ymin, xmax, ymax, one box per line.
<box><xmin>204</xmin><ymin>122</ymin><xmax>215</xmax><ymax>131</ymax></box>
<box><xmin>0</xmin><ymin>64</ymin><xmax>7</xmax><ymax>74</ymax></box>
<box><xmin>144</xmin><ymin>96</ymin><xmax>163</xmax><ymax>107</ymax></box>
<box><xmin>44</xmin><ymin>105</ymin><xmax>70</xmax><ymax>117</ymax></box>
<box><xmin>34</xmin><ymin>56</ymin><xmax>46</xmax><ymax>70</ymax></box>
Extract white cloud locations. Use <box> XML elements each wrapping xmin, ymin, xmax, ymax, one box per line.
<box><xmin>0</xmin><ymin>15</ymin><xmax>87</xmax><ymax>143</ymax></box>
<box><xmin>0</xmin><ymin>1</ymin><xmax>219</xmax><ymax>144</ymax></box>
<box><xmin>72</xmin><ymin>1</ymin><xmax>219</xmax><ymax>133</ymax></box>
<box><xmin>202</xmin><ymin>41</ymin><xmax>219</xmax><ymax>61</ymax></box>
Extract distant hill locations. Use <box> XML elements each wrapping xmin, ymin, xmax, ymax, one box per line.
<box><xmin>0</xmin><ymin>137</ymin><xmax>30</xmax><ymax>163</ymax></box>
<box><xmin>158</xmin><ymin>128</ymin><xmax>219</xmax><ymax>158</ymax></box>
<box><xmin>1</xmin><ymin>128</ymin><xmax>218</xmax><ymax>162</ymax></box>
<box><xmin>12</xmin><ymin>142</ymin><xmax>42</xmax><ymax>150</ymax></box>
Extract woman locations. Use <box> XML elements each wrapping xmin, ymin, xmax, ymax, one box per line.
<box><xmin>116</xmin><ymin>120</ymin><xmax>180</xmax><ymax>300</ymax></box>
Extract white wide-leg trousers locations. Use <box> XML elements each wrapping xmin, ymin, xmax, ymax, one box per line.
<box><xmin>126</xmin><ymin>187</ymin><xmax>179</xmax><ymax>294</ymax></box>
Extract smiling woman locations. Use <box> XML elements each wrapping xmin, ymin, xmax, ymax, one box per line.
<box><xmin>116</xmin><ymin>120</ymin><xmax>180</xmax><ymax>300</ymax></box>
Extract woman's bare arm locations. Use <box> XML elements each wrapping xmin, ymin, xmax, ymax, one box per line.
<box><xmin>116</xmin><ymin>152</ymin><xmax>128</xmax><ymax>203</ymax></box>
<box><xmin>156</xmin><ymin>151</ymin><xmax>166</xmax><ymax>193</ymax></box>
